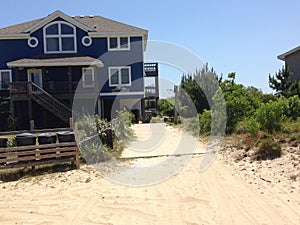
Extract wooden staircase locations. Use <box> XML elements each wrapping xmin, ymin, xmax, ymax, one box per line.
<box><xmin>30</xmin><ymin>82</ymin><xmax>72</xmax><ymax>123</ymax></box>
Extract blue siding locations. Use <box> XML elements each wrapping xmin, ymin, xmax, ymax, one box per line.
<box><xmin>0</xmin><ymin>15</ymin><xmax>146</xmax><ymax>130</ymax></box>
<box><xmin>0</xmin><ymin>15</ymin><xmax>145</xmax><ymax>94</ymax></box>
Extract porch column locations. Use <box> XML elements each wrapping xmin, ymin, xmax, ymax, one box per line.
<box><xmin>16</xmin><ymin>67</ymin><xmax>20</xmax><ymax>81</ymax></box>
<box><xmin>68</xmin><ymin>66</ymin><xmax>72</xmax><ymax>92</ymax></box>
<box><xmin>28</xmin><ymin>97</ymin><xmax>33</xmax><ymax>121</ymax></box>
<box><xmin>68</xmin><ymin>66</ymin><xmax>72</xmax><ymax>106</ymax></box>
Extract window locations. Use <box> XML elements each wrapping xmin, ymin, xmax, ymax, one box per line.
<box><xmin>109</xmin><ymin>67</ymin><xmax>131</xmax><ymax>86</ymax></box>
<box><xmin>0</xmin><ymin>70</ymin><xmax>12</xmax><ymax>90</ymax></box>
<box><xmin>82</xmin><ymin>36</ymin><xmax>92</xmax><ymax>47</ymax></box>
<box><xmin>108</xmin><ymin>37</ymin><xmax>130</xmax><ymax>50</ymax></box>
<box><xmin>27</xmin><ymin>37</ymin><xmax>39</xmax><ymax>48</ymax></box>
<box><xmin>82</xmin><ymin>68</ymin><xmax>95</xmax><ymax>88</ymax></box>
<box><xmin>43</xmin><ymin>21</ymin><xmax>77</xmax><ymax>53</ymax></box>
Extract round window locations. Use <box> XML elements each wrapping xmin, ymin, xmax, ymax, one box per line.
<box><xmin>27</xmin><ymin>37</ymin><xmax>39</xmax><ymax>48</ymax></box>
<box><xmin>82</xmin><ymin>36</ymin><xmax>92</xmax><ymax>47</ymax></box>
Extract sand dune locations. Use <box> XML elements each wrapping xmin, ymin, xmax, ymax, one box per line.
<box><xmin>0</xmin><ymin>123</ymin><xmax>299</xmax><ymax>224</ymax></box>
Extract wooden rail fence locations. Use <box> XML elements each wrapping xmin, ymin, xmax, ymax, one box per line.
<box><xmin>0</xmin><ymin>142</ymin><xmax>80</xmax><ymax>170</ymax></box>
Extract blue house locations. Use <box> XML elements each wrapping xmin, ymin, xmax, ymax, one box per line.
<box><xmin>0</xmin><ymin>10</ymin><xmax>149</xmax><ymax>130</ymax></box>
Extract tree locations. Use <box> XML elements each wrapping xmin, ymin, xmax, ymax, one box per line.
<box><xmin>255</xmin><ymin>101</ymin><xmax>284</xmax><ymax>133</ymax></box>
<box><xmin>268</xmin><ymin>66</ymin><xmax>293</xmax><ymax>96</ymax></box>
<box><xmin>217</xmin><ymin>73</ymin><xmax>262</xmax><ymax>133</ymax></box>
<box><xmin>287</xmin><ymin>80</ymin><xmax>300</xmax><ymax>97</ymax></box>
<box><xmin>180</xmin><ymin>63</ymin><xmax>222</xmax><ymax>114</ymax></box>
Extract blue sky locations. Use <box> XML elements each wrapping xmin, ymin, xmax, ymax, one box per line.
<box><xmin>1</xmin><ymin>0</ymin><xmax>300</xmax><ymax>93</ymax></box>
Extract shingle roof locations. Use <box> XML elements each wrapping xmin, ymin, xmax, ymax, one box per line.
<box><xmin>278</xmin><ymin>46</ymin><xmax>300</xmax><ymax>61</ymax></box>
<box><xmin>7</xmin><ymin>54</ymin><xmax>104</xmax><ymax>67</ymax></box>
<box><xmin>73</xmin><ymin>16</ymin><xmax>148</xmax><ymax>34</ymax></box>
<box><xmin>0</xmin><ymin>18</ymin><xmax>43</xmax><ymax>34</ymax></box>
<box><xmin>0</xmin><ymin>12</ymin><xmax>147</xmax><ymax>35</ymax></box>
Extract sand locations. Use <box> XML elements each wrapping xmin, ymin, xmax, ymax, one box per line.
<box><xmin>0</xmin><ymin>123</ymin><xmax>299</xmax><ymax>225</ymax></box>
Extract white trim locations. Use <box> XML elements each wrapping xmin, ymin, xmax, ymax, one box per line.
<box><xmin>0</xmin><ymin>34</ymin><xmax>29</xmax><ymax>39</ymax></box>
<box><xmin>89</xmin><ymin>33</ymin><xmax>148</xmax><ymax>52</ymax></box>
<box><xmin>108</xmin><ymin>36</ymin><xmax>130</xmax><ymax>51</ymax></box>
<box><xmin>100</xmin><ymin>91</ymin><xmax>145</xmax><ymax>96</ymax></box>
<box><xmin>7</xmin><ymin>61</ymin><xmax>104</xmax><ymax>68</ymax></box>
<box><xmin>0</xmin><ymin>69</ymin><xmax>12</xmax><ymax>90</ymax></box>
<box><xmin>108</xmin><ymin>66</ymin><xmax>131</xmax><ymax>87</ymax></box>
<box><xmin>82</xmin><ymin>67</ymin><xmax>95</xmax><ymax>88</ymax></box>
<box><xmin>23</xmin><ymin>10</ymin><xmax>94</xmax><ymax>33</ymax></box>
<box><xmin>27</xmin><ymin>37</ymin><xmax>39</xmax><ymax>48</ymax></box>
<box><xmin>82</xmin><ymin>36</ymin><xmax>92</xmax><ymax>47</ymax></box>
<box><xmin>88</xmin><ymin>32</ymin><xmax>147</xmax><ymax>36</ymax></box>
<box><xmin>43</xmin><ymin>21</ymin><xmax>77</xmax><ymax>54</ymax></box>
<box><xmin>278</xmin><ymin>45</ymin><xmax>300</xmax><ymax>60</ymax></box>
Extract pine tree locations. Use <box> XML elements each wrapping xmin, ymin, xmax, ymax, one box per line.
<box><xmin>268</xmin><ymin>66</ymin><xmax>292</xmax><ymax>96</ymax></box>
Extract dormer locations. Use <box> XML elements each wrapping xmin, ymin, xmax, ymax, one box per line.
<box><xmin>43</xmin><ymin>21</ymin><xmax>77</xmax><ymax>54</ymax></box>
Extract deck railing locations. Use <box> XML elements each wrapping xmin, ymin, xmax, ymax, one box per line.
<box><xmin>145</xmin><ymin>86</ymin><xmax>159</xmax><ymax>97</ymax></box>
<box><xmin>10</xmin><ymin>82</ymin><xmax>73</xmax><ymax>123</ymax></box>
<box><xmin>10</xmin><ymin>82</ymin><xmax>29</xmax><ymax>93</ymax></box>
<box><xmin>10</xmin><ymin>82</ymin><xmax>96</xmax><ymax>94</ymax></box>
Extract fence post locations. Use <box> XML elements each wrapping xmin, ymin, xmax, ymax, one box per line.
<box><xmin>69</xmin><ymin>117</ymin><xmax>73</xmax><ymax>129</ymax></box>
<box><xmin>30</xmin><ymin>120</ymin><xmax>35</xmax><ymax>131</ymax></box>
<box><xmin>105</xmin><ymin>128</ymin><xmax>113</xmax><ymax>149</ymax></box>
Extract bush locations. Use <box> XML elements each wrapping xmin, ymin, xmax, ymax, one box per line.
<box><xmin>77</xmin><ymin>110</ymin><xmax>134</xmax><ymax>163</ymax></box>
<box><xmin>111</xmin><ymin>109</ymin><xmax>134</xmax><ymax>145</ymax></box>
<box><xmin>76</xmin><ymin>113</ymin><xmax>98</xmax><ymax>138</ymax></box>
<box><xmin>199</xmin><ymin>110</ymin><xmax>212</xmax><ymax>134</ymax></box>
<box><xmin>158</xmin><ymin>99</ymin><xmax>174</xmax><ymax>117</ymax></box>
<box><xmin>253</xmin><ymin>139</ymin><xmax>282</xmax><ymax>160</ymax></box>
<box><xmin>80</xmin><ymin>141</ymin><xmax>111</xmax><ymax>163</ymax></box>
<box><xmin>255</xmin><ymin>101</ymin><xmax>284</xmax><ymax>133</ymax></box>
<box><xmin>236</xmin><ymin>117</ymin><xmax>259</xmax><ymax>137</ymax></box>
<box><xmin>279</xmin><ymin>95</ymin><xmax>300</xmax><ymax>120</ymax></box>
<box><xmin>7</xmin><ymin>137</ymin><xmax>16</xmax><ymax>147</ymax></box>
<box><xmin>183</xmin><ymin>116</ymin><xmax>200</xmax><ymax>136</ymax></box>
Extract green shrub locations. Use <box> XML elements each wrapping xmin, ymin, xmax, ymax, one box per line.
<box><xmin>199</xmin><ymin>110</ymin><xmax>212</xmax><ymax>134</ymax></box>
<box><xmin>256</xmin><ymin>101</ymin><xmax>284</xmax><ymax>133</ymax></box>
<box><xmin>111</xmin><ymin>109</ymin><xmax>134</xmax><ymax>145</ymax></box>
<box><xmin>259</xmin><ymin>132</ymin><xmax>272</xmax><ymax>140</ymax></box>
<box><xmin>77</xmin><ymin>110</ymin><xmax>134</xmax><ymax>163</ymax></box>
<box><xmin>158</xmin><ymin>99</ymin><xmax>174</xmax><ymax>117</ymax></box>
<box><xmin>80</xmin><ymin>141</ymin><xmax>111</xmax><ymax>163</ymax></box>
<box><xmin>183</xmin><ymin>116</ymin><xmax>200</xmax><ymax>136</ymax></box>
<box><xmin>7</xmin><ymin>137</ymin><xmax>16</xmax><ymax>147</ymax></box>
<box><xmin>279</xmin><ymin>96</ymin><xmax>300</xmax><ymax>120</ymax></box>
<box><xmin>236</xmin><ymin>117</ymin><xmax>259</xmax><ymax>137</ymax></box>
<box><xmin>253</xmin><ymin>139</ymin><xmax>282</xmax><ymax>160</ymax></box>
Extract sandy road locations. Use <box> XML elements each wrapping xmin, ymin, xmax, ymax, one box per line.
<box><xmin>0</xmin><ymin>123</ymin><xmax>299</xmax><ymax>224</ymax></box>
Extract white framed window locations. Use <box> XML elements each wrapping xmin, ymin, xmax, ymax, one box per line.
<box><xmin>109</xmin><ymin>66</ymin><xmax>131</xmax><ymax>86</ymax></box>
<box><xmin>108</xmin><ymin>37</ymin><xmax>130</xmax><ymax>51</ymax></box>
<box><xmin>0</xmin><ymin>70</ymin><xmax>12</xmax><ymax>90</ymax></box>
<box><xmin>82</xmin><ymin>68</ymin><xmax>95</xmax><ymax>88</ymax></box>
<box><xmin>43</xmin><ymin>21</ymin><xmax>77</xmax><ymax>54</ymax></box>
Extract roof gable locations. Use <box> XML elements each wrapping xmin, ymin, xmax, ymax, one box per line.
<box><xmin>0</xmin><ymin>10</ymin><xmax>148</xmax><ymax>36</ymax></box>
<box><xmin>278</xmin><ymin>45</ymin><xmax>300</xmax><ymax>60</ymax></box>
<box><xmin>23</xmin><ymin>10</ymin><xmax>94</xmax><ymax>33</ymax></box>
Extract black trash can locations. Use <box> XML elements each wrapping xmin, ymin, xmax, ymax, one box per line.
<box><xmin>15</xmin><ymin>133</ymin><xmax>37</xmax><ymax>162</ymax></box>
<box><xmin>0</xmin><ymin>137</ymin><xmax>8</xmax><ymax>148</ymax></box>
<box><xmin>16</xmin><ymin>133</ymin><xmax>36</xmax><ymax>146</ymax></box>
<box><xmin>57</xmin><ymin>132</ymin><xmax>75</xmax><ymax>143</ymax></box>
<box><xmin>38</xmin><ymin>133</ymin><xmax>57</xmax><ymax>145</ymax></box>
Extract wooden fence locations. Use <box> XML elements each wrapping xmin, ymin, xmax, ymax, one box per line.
<box><xmin>0</xmin><ymin>142</ymin><xmax>80</xmax><ymax>170</ymax></box>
